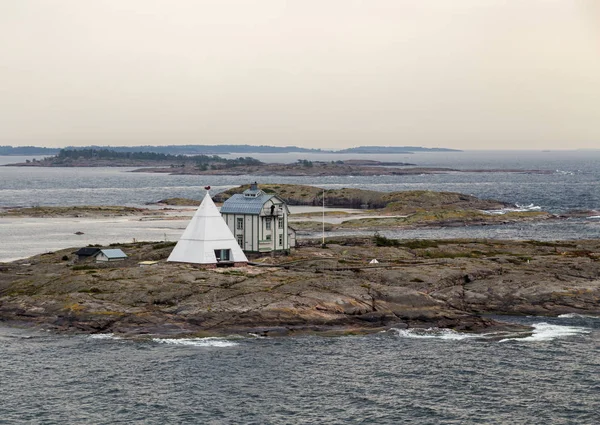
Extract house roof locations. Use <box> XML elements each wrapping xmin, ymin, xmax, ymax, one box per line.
<box><xmin>96</xmin><ymin>249</ymin><xmax>127</xmax><ymax>259</ymax></box>
<box><xmin>220</xmin><ymin>193</ymin><xmax>276</xmax><ymax>215</ymax></box>
<box><xmin>75</xmin><ymin>247</ymin><xmax>101</xmax><ymax>256</ymax></box>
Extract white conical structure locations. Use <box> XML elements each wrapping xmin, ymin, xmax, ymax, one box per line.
<box><xmin>168</xmin><ymin>192</ymin><xmax>248</xmax><ymax>265</ymax></box>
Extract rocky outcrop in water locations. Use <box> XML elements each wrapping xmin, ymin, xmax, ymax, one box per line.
<box><xmin>212</xmin><ymin>184</ymin><xmax>510</xmax><ymax>211</ymax></box>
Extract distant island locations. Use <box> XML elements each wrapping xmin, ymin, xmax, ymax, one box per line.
<box><xmin>5</xmin><ymin>148</ymin><xmax>555</xmax><ymax>176</ymax></box>
<box><xmin>6</xmin><ymin>148</ymin><xmax>263</xmax><ymax>169</ymax></box>
<box><xmin>1</xmin><ymin>144</ymin><xmax>461</xmax><ymax>156</ymax></box>
<box><xmin>337</xmin><ymin>146</ymin><xmax>459</xmax><ymax>153</ymax></box>
<box><xmin>5</xmin><ymin>148</ymin><xmax>434</xmax><ymax>176</ymax></box>
<box><xmin>0</xmin><ymin>145</ymin><xmax>60</xmax><ymax>156</ymax></box>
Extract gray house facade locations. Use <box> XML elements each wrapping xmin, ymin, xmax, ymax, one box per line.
<box><xmin>220</xmin><ymin>183</ymin><xmax>295</xmax><ymax>253</ymax></box>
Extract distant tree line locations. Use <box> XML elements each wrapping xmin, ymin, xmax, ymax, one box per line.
<box><xmin>1</xmin><ymin>144</ymin><xmax>461</xmax><ymax>157</ymax></box>
<box><xmin>56</xmin><ymin>149</ymin><xmax>262</xmax><ymax>167</ymax></box>
<box><xmin>337</xmin><ymin>146</ymin><xmax>461</xmax><ymax>153</ymax></box>
<box><xmin>62</xmin><ymin>144</ymin><xmax>324</xmax><ymax>155</ymax></box>
<box><xmin>0</xmin><ymin>146</ymin><xmax>60</xmax><ymax>155</ymax></box>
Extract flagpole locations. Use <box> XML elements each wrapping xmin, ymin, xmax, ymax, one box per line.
<box><xmin>322</xmin><ymin>189</ymin><xmax>325</xmax><ymax>247</ymax></box>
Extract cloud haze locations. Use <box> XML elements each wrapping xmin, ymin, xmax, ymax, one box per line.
<box><xmin>1</xmin><ymin>0</ymin><xmax>599</xmax><ymax>149</ymax></box>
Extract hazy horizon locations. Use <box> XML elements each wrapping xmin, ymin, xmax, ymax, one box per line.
<box><xmin>2</xmin><ymin>1</ymin><xmax>599</xmax><ymax>150</ymax></box>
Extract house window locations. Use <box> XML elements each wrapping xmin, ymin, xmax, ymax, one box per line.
<box><xmin>237</xmin><ymin>235</ymin><xmax>243</xmax><ymax>247</ymax></box>
<box><xmin>279</xmin><ymin>234</ymin><xmax>283</xmax><ymax>246</ymax></box>
<box><xmin>278</xmin><ymin>217</ymin><xmax>284</xmax><ymax>228</ymax></box>
<box><xmin>214</xmin><ymin>249</ymin><xmax>231</xmax><ymax>262</ymax></box>
<box><xmin>265</xmin><ymin>218</ymin><xmax>271</xmax><ymax>230</ymax></box>
<box><xmin>236</xmin><ymin>218</ymin><xmax>244</xmax><ymax>230</ymax></box>
<box><xmin>266</xmin><ymin>234</ymin><xmax>272</xmax><ymax>241</ymax></box>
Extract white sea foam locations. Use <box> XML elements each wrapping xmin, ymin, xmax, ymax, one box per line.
<box><xmin>89</xmin><ymin>333</ymin><xmax>121</xmax><ymax>340</ymax></box>
<box><xmin>152</xmin><ymin>337</ymin><xmax>239</xmax><ymax>347</ymax></box>
<box><xmin>500</xmin><ymin>322</ymin><xmax>590</xmax><ymax>342</ymax></box>
<box><xmin>558</xmin><ymin>313</ymin><xmax>600</xmax><ymax>319</ymax></box>
<box><xmin>389</xmin><ymin>327</ymin><xmax>479</xmax><ymax>341</ymax></box>
<box><xmin>483</xmin><ymin>203</ymin><xmax>542</xmax><ymax>215</ymax></box>
<box><xmin>555</xmin><ymin>169</ymin><xmax>576</xmax><ymax>175</ymax></box>
<box><xmin>586</xmin><ymin>215</ymin><xmax>600</xmax><ymax>219</ymax></box>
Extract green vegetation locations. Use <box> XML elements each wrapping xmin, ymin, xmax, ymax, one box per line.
<box><xmin>53</xmin><ymin>149</ymin><xmax>262</xmax><ymax>167</ymax></box>
<box><xmin>297</xmin><ymin>159</ymin><xmax>314</xmax><ymax>167</ymax></box>
<box><xmin>214</xmin><ymin>183</ymin><xmax>508</xmax><ymax>211</ymax></box>
<box><xmin>373</xmin><ymin>233</ymin><xmax>400</xmax><ymax>247</ymax></box>
<box><xmin>398</xmin><ymin>240</ymin><xmax>442</xmax><ymax>249</ymax></box>
<box><xmin>152</xmin><ymin>242</ymin><xmax>177</xmax><ymax>250</ymax></box>
<box><xmin>72</xmin><ymin>265</ymin><xmax>97</xmax><ymax>271</ymax></box>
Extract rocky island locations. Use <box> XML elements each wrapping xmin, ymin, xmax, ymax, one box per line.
<box><xmin>1</xmin><ymin>237</ymin><xmax>599</xmax><ymax>338</ymax></box>
<box><xmin>1</xmin><ymin>184</ymin><xmax>553</xmax><ymax>230</ymax></box>
<box><xmin>2</xmin><ymin>184</ymin><xmax>595</xmax><ymax>339</ymax></box>
<box><xmin>6</xmin><ymin>148</ymin><xmax>554</xmax><ymax>176</ymax></box>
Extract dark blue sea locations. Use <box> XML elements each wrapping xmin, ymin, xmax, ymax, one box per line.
<box><xmin>1</xmin><ymin>150</ymin><xmax>599</xmax><ymax>214</ymax></box>
<box><xmin>1</xmin><ymin>314</ymin><xmax>599</xmax><ymax>424</ymax></box>
<box><xmin>1</xmin><ymin>150</ymin><xmax>600</xmax><ymax>424</ymax></box>
<box><xmin>2</xmin><ymin>150</ymin><xmax>599</xmax><ymax>244</ymax></box>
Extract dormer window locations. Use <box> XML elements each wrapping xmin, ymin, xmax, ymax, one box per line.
<box><xmin>243</xmin><ymin>182</ymin><xmax>263</xmax><ymax>198</ymax></box>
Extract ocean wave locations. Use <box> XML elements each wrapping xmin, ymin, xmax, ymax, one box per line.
<box><xmin>483</xmin><ymin>203</ymin><xmax>542</xmax><ymax>215</ymax></box>
<box><xmin>586</xmin><ymin>215</ymin><xmax>600</xmax><ymax>219</ymax></box>
<box><xmin>389</xmin><ymin>327</ymin><xmax>479</xmax><ymax>340</ymax></box>
<box><xmin>500</xmin><ymin>322</ymin><xmax>590</xmax><ymax>342</ymax></box>
<box><xmin>88</xmin><ymin>333</ymin><xmax>122</xmax><ymax>340</ymax></box>
<box><xmin>558</xmin><ymin>313</ymin><xmax>600</xmax><ymax>319</ymax></box>
<box><xmin>152</xmin><ymin>337</ymin><xmax>239</xmax><ymax>347</ymax></box>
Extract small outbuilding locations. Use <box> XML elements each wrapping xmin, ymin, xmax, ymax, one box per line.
<box><xmin>94</xmin><ymin>249</ymin><xmax>128</xmax><ymax>262</ymax></box>
<box><xmin>74</xmin><ymin>247</ymin><xmax>101</xmax><ymax>261</ymax></box>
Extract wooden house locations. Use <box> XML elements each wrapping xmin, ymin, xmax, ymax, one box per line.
<box><xmin>220</xmin><ymin>183</ymin><xmax>296</xmax><ymax>253</ymax></box>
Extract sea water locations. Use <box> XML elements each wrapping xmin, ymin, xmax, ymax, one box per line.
<box><xmin>1</xmin><ymin>150</ymin><xmax>600</xmax><ymax>261</ymax></box>
<box><xmin>1</xmin><ymin>150</ymin><xmax>600</xmax><ymax>213</ymax></box>
<box><xmin>0</xmin><ymin>314</ymin><xmax>598</xmax><ymax>424</ymax></box>
<box><xmin>1</xmin><ymin>151</ymin><xmax>599</xmax><ymax>423</ymax></box>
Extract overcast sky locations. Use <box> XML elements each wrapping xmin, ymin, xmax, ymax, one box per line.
<box><xmin>1</xmin><ymin>0</ymin><xmax>599</xmax><ymax>150</ymax></box>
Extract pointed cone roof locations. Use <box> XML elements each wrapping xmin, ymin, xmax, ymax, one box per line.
<box><xmin>168</xmin><ymin>192</ymin><xmax>248</xmax><ymax>265</ymax></box>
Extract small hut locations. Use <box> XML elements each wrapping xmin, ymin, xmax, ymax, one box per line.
<box><xmin>74</xmin><ymin>247</ymin><xmax>101</xmax><ymax>261</ymax></box>
<box><xmin>94</xmin><ymin>249</ymin><xmax>127</xmax><ymax>262</ymax></box>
